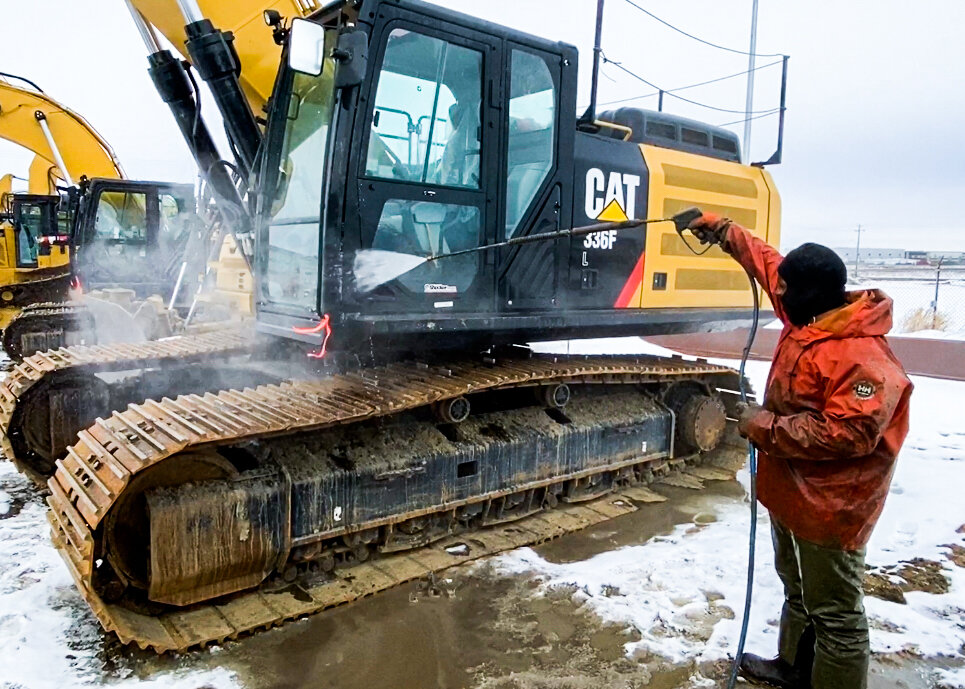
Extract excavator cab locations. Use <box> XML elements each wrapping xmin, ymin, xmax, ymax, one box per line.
<box><xmin>0</xmin><ymin>192</ymin><xmax>72</xmax><ymax>332</ymax></box>
<box><xmin>4</xmin><ymin>194</ymin><xmax>67</xmax><ymax>269</ymax></box>
<box><xmin>256</xmin><ymin>0</ymin><xmax>577</xmax><ymax>350</ymax></box>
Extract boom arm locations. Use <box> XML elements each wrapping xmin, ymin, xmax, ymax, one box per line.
<box><xmin>128</xmin><ymin>0</ymin><xmax>320</xmax><ymax>118</ymax></box>
<box><xmin>0</xmin><ymin>75</ymin><xmax>124</xmax><ymax>193</ymax></box>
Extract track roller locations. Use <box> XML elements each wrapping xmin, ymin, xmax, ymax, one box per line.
<box><xmin>537</xmin><ymin>382</ymin><xmax>571</xmax><ymax>408</ymax></box>
<box><xmin>433</xmin><ymin>395</ymin><xmax>470</xmax><ymax>423</ymax></box>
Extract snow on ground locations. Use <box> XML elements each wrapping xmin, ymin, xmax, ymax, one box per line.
<box><xmin>0</xmin><ymin>460</ymin><xmax>238</xmax><ymax>689</ymax></box>
<box><xmin>852</xmin><ymin>274</ymin><xmax>965</xmax><ymax>336</ymax></box>
<box><xmin>518</xmin><ymin>337</ymin><xmax>965</xmax><ymax>671</ymax></box>
<box><xmin>938</xmin><ymin>667</ymin><xmax>965</xmax><ymax>689</ymax></box>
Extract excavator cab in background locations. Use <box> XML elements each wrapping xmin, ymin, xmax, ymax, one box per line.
<box><xmin>69</xmin><ymin>178</ymin><xmax>199</xmax><ymax>300</ymax></box>
<box><xmin>0</xmin><ymin>192</ymin><xmax>72</xmax><ymax>331</ymax></box>
<box><xmin>0</xmin><ymin>73</ymin><xmax>255</xmax><ymax>360</ymax></box>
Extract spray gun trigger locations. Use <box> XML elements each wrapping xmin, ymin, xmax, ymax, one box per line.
<box><xmin>671</xmin><ymin>207</ymin><xmax>703</xmax><ymax>234</ymax></box>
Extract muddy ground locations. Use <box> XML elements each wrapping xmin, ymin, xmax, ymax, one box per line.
<box><xmin>77</xmin><ymin>479</ymin><xmax>963</xmax><ymax>689</ymax></box>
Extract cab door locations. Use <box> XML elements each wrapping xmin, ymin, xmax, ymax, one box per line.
<box><xmin>351</xmin><ymin>11</ymin><xmax>500</xmax><ymax>316</ymax></box>
<box><xmin>496</xmin><ymin>44</ymin><xmax>570</xmax><ymax>311</ymax></box>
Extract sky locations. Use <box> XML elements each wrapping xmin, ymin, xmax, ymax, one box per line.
<box><xmin>1</xmin><ymin>0</ymin><xmax>963</xmax><ymax>252</ymax></box>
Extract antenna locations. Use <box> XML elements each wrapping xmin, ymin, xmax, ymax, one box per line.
<box><xmin>578</xmin><ymin>0</ymin><xmax>606</xmax><ymax>129</ymax></box>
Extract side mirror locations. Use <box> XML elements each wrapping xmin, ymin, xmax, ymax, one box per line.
<box><xmin>333</xmin><ymin>29</ymin><xmax>368</xmax><ymax>90</ymax></box>
<box><xmin>288</xmin><ymin>18</ymin><xmax>327</xmax><ymax>76</ymax></box>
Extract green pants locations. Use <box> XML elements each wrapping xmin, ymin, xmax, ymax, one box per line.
<box><xmin>771</xmin><ymin>516</ymin><xmax>870</xmax><ymax>689</ymax></box>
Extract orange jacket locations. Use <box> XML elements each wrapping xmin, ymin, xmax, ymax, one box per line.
<box><xmin>725</xmin><ymin>224</ymin><xmax>913</xmax><ymax>549</ymax></box>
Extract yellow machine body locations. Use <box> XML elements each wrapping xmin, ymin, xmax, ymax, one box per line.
<box><xmin>0</xmin><ymin>77</ymin><xmax>124</xmax><ymax>192</ymax></box>
<box><xmin>627</xmin><ymin>144</ymin><xmax>780</xmax><ymax>311</ymax></box>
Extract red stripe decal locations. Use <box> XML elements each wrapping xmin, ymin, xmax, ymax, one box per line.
<box><xmin>614</xmin><ymin>251</ymin><xmax>646</xmax><ymax>308</ymax></box>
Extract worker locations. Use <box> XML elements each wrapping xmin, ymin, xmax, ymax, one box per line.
<box><xmin>685</xmin><ymin>212</ymin><xmax>913</xmax><ymax>689</ymax></box>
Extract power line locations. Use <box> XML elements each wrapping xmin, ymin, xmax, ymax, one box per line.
<box><xmin>601</xmin><ymin>55</ymin><xmax>776</xmax><ymax>115</ymax></box>
<box><xmin>717</xmin><ymin>108</ymin><xmax>781</xmax><ymax>128</ymax></box>
<box><xmin>0</xmin><ymin>71</ymin><xmax>46</xmax><ymax>93</ymax></box>
<box><xmin>622</xmin><ymin>0</ymin><xmax>785</xmax><ymax>58</ymax></box>
<box><xmin>594</xmin><ymin>58</ymin><xmax>783</xmax><ymax>109</ymax></box>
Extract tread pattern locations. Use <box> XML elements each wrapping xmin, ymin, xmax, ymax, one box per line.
<box><xmin>0</xmin><ymin>329</ymin><xmax>253</xmax><ymax>473</ymax></box>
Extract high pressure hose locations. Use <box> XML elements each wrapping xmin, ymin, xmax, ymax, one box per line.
<box><xmin>727</xmin><ymin>266</ymin><xmax>761</xmax><ymax>689</ymax></box>
<box><xmin>673</xmin><ymin>212</ymin><xmax>761</xmax><ymax>688</ymax></box>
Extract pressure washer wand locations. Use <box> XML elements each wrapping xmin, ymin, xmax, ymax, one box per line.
<box><xmin>425</xmin><ymin>208</ymin><xmax>704</xmax><ymax>263</ymax></box>
<box><xmin>354</xmin><ymin>208</ymin><xmax>703</xmax><ymax>295</ymax></box>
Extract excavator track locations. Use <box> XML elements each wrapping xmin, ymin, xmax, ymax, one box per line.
<box><xmin>0</xmin><ymin>328</ymin><xmax>254</xmax><ymax>477</ymax></box>
<box><xmin>47</xmin><ymin>353</ymin><xmax>748</xmax><ymax>652</ymax></box>
<box><xmin>1</xmin><ymin>301</ymin><xmax>95</xmax><ymax>362</ymax></box>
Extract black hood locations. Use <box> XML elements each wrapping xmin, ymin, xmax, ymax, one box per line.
<box><xmin>777</xmin><ymin>243</ymin><xmax>848</xmax><ymax>327</ymax></box>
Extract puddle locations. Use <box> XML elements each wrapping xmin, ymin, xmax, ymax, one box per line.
<box><xmin>535</xmin><ymin>480</ymin><xmax>746</xmax><ymax>565</ymax></box>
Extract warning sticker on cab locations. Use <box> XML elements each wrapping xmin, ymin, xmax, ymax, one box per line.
<box><xmin>424</xmin><ymin>284</ymin><xmax>457</xmax><ymax>294</ymax></box>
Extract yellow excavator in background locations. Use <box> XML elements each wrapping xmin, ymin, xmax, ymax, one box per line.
<box><xmin>0</xmin><ymin>73</ymin><xmax>128</xmax><ymax>351</ymax></box>
<box><xmin>0</xmin><ymin>73</ymin><xmax>125</xmax><ymax>191</ymax></box>
<box><xmin>0</xmin><ymin>0</ymin><xmax>320</xmax><ymax>473</ymax></box>
<box><xmin>0</xmin><ymin>73</ymin><xmax>253</xmax><ymax>359</ymax></box>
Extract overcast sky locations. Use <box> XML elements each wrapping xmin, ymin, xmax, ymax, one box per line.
<box><xmin>1</xmin><ymin>0</ymin><xmax>963</xmax><ymax>251</ymax></box>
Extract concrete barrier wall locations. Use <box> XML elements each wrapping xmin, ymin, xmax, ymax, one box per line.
<box><xmin>647</xmin><ymin>330</ymin><xmax>965</xmax><ymax>381</ymax></box>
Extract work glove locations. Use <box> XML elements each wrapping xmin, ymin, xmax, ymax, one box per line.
<box><xmin>736</xmin><ymin>401</ymin><xmax>763</xmax><ymax>438</ymax></box>
<box><xmin>687</xmin><ymin>211</ymin><xmax>733</xmax><ymax>248</ymax></box>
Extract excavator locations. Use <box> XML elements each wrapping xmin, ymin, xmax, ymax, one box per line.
<box><xmin>0</xmin><ymin>73</ymin><xmax>235</xmax><ymax>360</ymax></box>
<box><xmin>13</xmin><ymin>0</ymin><xmax>785</xmax><ymax>650</ymax></box>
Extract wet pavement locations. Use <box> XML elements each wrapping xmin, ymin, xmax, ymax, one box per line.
<box><xmin>95</xmin><ymin>477</ymin><xmax>961</xmax><ymax>688</ymax></box>
<box><xmin>108</xmin><ymin>481</ymin><xmax>742</xmax><ymax>688</ymax></box>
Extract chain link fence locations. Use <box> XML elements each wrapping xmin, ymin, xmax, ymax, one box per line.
<box><xmin>850</xmin><ymin>263</ymin><xmax>965</xmax><ymax>337</ymax></box>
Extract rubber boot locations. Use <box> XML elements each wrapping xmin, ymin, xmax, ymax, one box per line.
<box><xmin>738</xmin><ymin>654</ymin><xmax>806</xmax><ymax>688</ymax></box>
<box><xmin>739</xmin><ymin>623</ymin><xmax>815</xmax><ymax>688</ymax></box>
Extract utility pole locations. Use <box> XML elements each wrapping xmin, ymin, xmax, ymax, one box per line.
<box><xmin>932</xmin><ymin>256</ymin><xmax>944</xmax><ymax>330</ymax></box>
<box><xmin>853</xmin><ymin>224</ymin><xmax>863</xmax><ymax>278</ymax></box>
<box><xmin>743</xmin><ymin>0</ymin><xmax>760</xmax><ymax>163</ymax></box>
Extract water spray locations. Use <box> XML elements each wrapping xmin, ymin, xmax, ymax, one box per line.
<box><xmin>353</xmin><ymin>209</ymin><xmax>703</xmax><ymax>293</ymax></box>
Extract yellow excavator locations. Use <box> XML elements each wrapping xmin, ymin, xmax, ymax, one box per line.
<box><xmin>9</xmin><ymin>0</ymin><xmax>788</xmax><ymax>651</ymax></box>
<box><xmin>0</xmin><ymin>73</ymin><xmax>252</xmax><ymax>359</ymax></box>
<box><xmin>0</xmin><ymin>72</ymin><xmax>124</xmax><ymax>355</ymax></box>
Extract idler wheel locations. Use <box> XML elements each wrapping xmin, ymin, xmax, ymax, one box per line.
<box><xmin>537</xmin><ymin>383</ymin><xmax>571</xmax><ymax>409</ymax></box>
<box><xmin>676</xmin><ymin>395</ymin><xmax>727</xmax><ymax>454</ymax></box>
<box><xmin>433</xmin><ymin>396</ymin><xmax>470</xmax><ymax>424</ymax></box>
<box><xmin>14</xmin><ymin>373</ymin><xmax>110</xmax><ymax>477</ymax></box>
<box><xmin>102</xmin><ymin>451</ymin><xmax>237</xmax><ymax>593</ymax></box>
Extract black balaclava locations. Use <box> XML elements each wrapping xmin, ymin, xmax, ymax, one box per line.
<box><xmin>777</xmin><ymin>243</ymin><xmax>848</xmax><ymax>327</ymax></box>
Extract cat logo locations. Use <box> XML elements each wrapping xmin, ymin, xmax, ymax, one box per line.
<box><xmin>583</xmin><ymin>168</ymin><xmax>641</xmax><ymax>250</ymax></box>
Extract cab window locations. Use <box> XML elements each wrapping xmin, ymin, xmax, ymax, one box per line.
<box><xmin>15</xmin><ymin>203</ymin><xmax>49</xmax><ymax>267</ymax></box>
<box><xmin>504</xmin><ymin>50</ymin><xmax>556</xmax><ymax>237</ymax></box>
<box><xmin>264</xmin><ymin>43</ymin><xmax>337</xmax><ymax>311</ymax></box>
<box><xmin>94</xmin><ymin>191</ymin><xmax>148</xmax><ymax>243</ymax></box>
<box><xmin>365</xmin><ymin>29</ymin><xmax>483</xmax><ymax>189</ymax></box>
